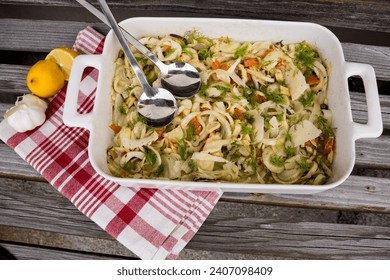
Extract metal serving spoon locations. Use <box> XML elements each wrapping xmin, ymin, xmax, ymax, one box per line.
<box><xmin>97</xmin><ymin>0</ymin><xmax>177</xmax><ymax>127</ymax></box>
<box><xmin>76</xmin><ymin>0</ymin><xmax>201</xmax><ymax>99</ymax></box>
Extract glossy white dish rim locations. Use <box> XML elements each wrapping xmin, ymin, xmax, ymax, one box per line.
<box><xmin>64</xmin><ymin>17</ymin><xmax>383</xmax><ymax>194</ymax></box>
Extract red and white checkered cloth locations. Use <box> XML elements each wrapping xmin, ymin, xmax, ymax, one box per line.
<box><xmin>0</xmin><ymin>27</ymin><xmax>222</xmax><ymax>259</ymax></box>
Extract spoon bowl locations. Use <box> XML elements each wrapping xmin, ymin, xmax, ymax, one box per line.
<box><xmin>97</xmin><ymin>0</ymin><xmax>177</xmax><ymax>127</ymax></box>
<box><xmin>137</xmin><ymin>88</ymin><xmax>177</xmax><ymax>127</ymax></box>
<box><xmin>160</xmin><ymin>62</ymin><xmax>201</xmax><ymax>99</ymax></box>
<box><xmin>76</xmin><ymin>0</ymin><xmax>201</xmax><ymax>99</ymax></box>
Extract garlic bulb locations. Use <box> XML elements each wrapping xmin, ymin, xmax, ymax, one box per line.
<box><xmin>4</xmin><ymin>94</ymin><xmax>48</xmax><ymax>132</ymax></box>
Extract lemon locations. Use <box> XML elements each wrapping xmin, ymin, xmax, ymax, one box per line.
<box><xmin>45</xmin><ymin>47</ymin><xmax>79</xmax><ymax>80</ymax></box>
<box><xmin>26</xmin><ymin>60</ymin><xmax>65</xmax><ymax>98</ymax></box>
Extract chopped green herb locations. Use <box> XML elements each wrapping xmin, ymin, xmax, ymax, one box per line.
<box><xmin>285</xmin><ymin>146</ymin><xmax>295</xmax><ymax>157</ymax></box>
<box><xmin>198</xmin><ymin>48</ymin><xmax>213</xmax><ymax>60</ymax></box>
<box><xmin>215</xmin><ymin>85</ymin><xmax>230</xmax><ymax>98</ymax></box>
<box><xmin>186</xmin><ymin>125</ymin><xmax>195</xmax><ymax>141</ymax></box>
<box><xmin>240</xmin><ymin>123</ymin><xmax>255</xmax><ymax>138</ymax></box>
<box><xmin>156</xmin><ymin>164</ymin><xmax>164</xmax><ymax>177</ymax></box>
<box><xmin>177</xmin><ymin>139</ymin><xmax>187</xmax><ymax>161</ymax></box>
<box><xmin>270</xmin><ymin>154</ymin><xmax>286</xmax><ymax>167</ymax></box>
<box><xmin>241</xmin><ymin>86</ymin><xmax>258</xmax><ymax>107</ymax></box>
<box><xmin>244</xmin><ymin>112</ymin><xmax>255</xmax><ymax>124</ymax></box>
<box><xmin>123</xmin><ymin>161</ymin><xmax>134</xmax><ymax>172</ymax></box>
<box><xmin>276</xmin><ymin>113</ymin><xmax>284</xmax><ymax>122</ymax></box>
<box><xmin>299</xmin><ymin>90</ymin><xmax>316</xmax><ymax>107</ymax></box>
<box><xmin>230</xmin><ymin>141</ymin><xmax>240</xmax><ymax>148</ymax></box>
<box><xmin>316</xmin><ymin>115</ymin><xmax>335</xmax><ymax>137</ymax></box>
<box><xmin>263</xmin><ymin>88</ymin><xmax>286</xmax><ymax>104</ymax></box>
<box><xmin>144</xmin><ymin>148</ymin><xmax>157</xmax><ymax>166</ymax></box>
<box><xmin>118</xmin><ymin>103</ymin><xmax>127</xmax><ymax>114</ymax></box>
<box><xmin>297</xmin><ymin>159</ymin><xmax>310</xmax><ymax>174</ymax></box>
<box><xmin>294</xmin><ymin>41</ymin><xmax>318</xmax><ymax>71</ymax></box>
<box><xmin>146</xmin><ymin>70</ymin><xmax>157</xmax><ymax>85</ymax></box>
<box><xmin>221</xmin><ymin>146</ymin><xmax>229</xmax><ymax>157</ymax></box>
<box><xmin>198</xmin><ymin>83</ymin><xmax>209</xmax><ymax>98</ymax></box>
<box><xmin>233</xmin><ymin>43</ymin><xmax>249</xmax><ymax>59</ymax></box>
<box><xmin>184</xmin><ymin>30</ymin><xmax>210</xmax><ymax>44</ymax></box>
<box><xmin>188</xmin><ymin>159</ymin><xmax>196</xmax><ymax>172</ymax></box>
<box><xmin>135</xmin><ymin>56</ymin><xmax>148</xmax><ymax>64</ymax></box>
<box><xmin>137</xmin><ymin>114</ymin><xmax>147</xmax><ymax>124</ymax></box>
<box><xmin>248</xmin><ymin>156</ymin><xmax>258</xmax><ymax>171</ymax></box>
<box><xmin>231</xmin><ymin>93</ymin><xmax>241</xmax><ymax>100</ymax></box>
<box><xmin>285</xmin><ymin>133</ymin><xmax>293</xmax><ymax>143</ymax></box>
<box><xmin>230</xmin><ymin>151</ymin><xmax>241</xmax><ymax>161</ymax></box>
<box><xmin>262</xmin><ymin>115</ymin><xmax>271</xmax><ymax>130</ymax></box>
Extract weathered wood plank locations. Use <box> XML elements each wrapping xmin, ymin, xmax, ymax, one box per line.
<box><xmin>343</xmin><ymin>43</ymin><xmax>390</xmax><ymax>82</ymax></box>
<box><xmin>2</xmin><ymin>171</ymin><xmax>390</xmax><ymax>220</ymax></box>
<box><xmin>0</xmin><ymin>225</ymin><xmax>137</xmax><ymax>259</ymax></box>
<box><xmin>0</xmin><ymin>242</ymin><xmax>133</xmax><ymax>260</ymax></box>
<box><xmin>355</xmin><ymin>136</ymin><xmax>390</xmax><ymax>169</ymax></box>
<box><xmin>351</xmin><ymin>91</ymin><xmax>390</xmax><ymax>127</ymax></box>
<box><xmin>1</xmin><ymin>239</ymin><xmax>285</xmax><ymax>260</ymax></box>
<box><xmin>2</xmin><ymin>0</ymin><xmax>390</xmax><ymax>33</ymax></box>
<box><xmin>5</xmin><ymin>218</ymin><xmax>390</xmax><ymax>260</ymax></box>
<box><xmin>0</xmin><ymin>19</ymin><xmax>107</xmax><ymax>52</ymax></box>
<box><xmin>350</xmin><ymin>92</ymin><xmax>390</xmax><ymax>129</ymax></box>
<box><xmin>1</xmin><ymin>19</ymin><xmax>390</xmax><ymax>82</ymax></box>
<box><xmin>3</xmin><ymin>178</ymin><xmax>390</xmax><ymax>259</ymax></box>
<box><xmin>0</xmin><ymin>142</ymin><xmax>41</xmax><ymax>181</ymax></box>
<box><xmin>0</xmin><ymin>64</ymin><xmax>29</xmax><ymax>102</ymax></box>
<box><xmin>190</xmin><ymin>217</ymin><xmax>390</xmax><ymax>259</ymax></box>
<box><xmin>223</xmin><ymin>176</ymin><xmax>390</xmax><ymax>212</ymax></box>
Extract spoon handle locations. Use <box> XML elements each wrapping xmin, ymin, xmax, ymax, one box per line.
<box><xmin>76</xmin><ymin>0</ymin><xmax>165</xmax><ymax>70</ymax></box>
<box><xmin>96</xmin><ymin>0</ymin><xmax>155</xmax><ymax>96</ymax></box>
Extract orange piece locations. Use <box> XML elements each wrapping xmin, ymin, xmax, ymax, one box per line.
<box><xmin>244</xmin><ymin>58</ymin><xmax>257</xmax><ymax>67</ymax></box>
<box><xmin>188</xmin><ymin>117</ymin><xmax>202</xmax><ymax>135</ymax></box>
<box><xmin>306</xmin><ymin>74</ymin><xmax>320</xmax><ymax>85</ymax></box>
<box><xmin>211</xmin><ymin>60</ymin><xmax>221</xmax><ymax>70</ymax></box>
<box><xmin>109</xmin><ymin>124</ymin><xmax>122</xmax><ymax>134</ymax></box>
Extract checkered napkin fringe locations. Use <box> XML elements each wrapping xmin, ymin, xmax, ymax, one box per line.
<box><xmin>0</xmin><ymin>26</ymin><xmax>222</xmax><ymax>260</ymax></box>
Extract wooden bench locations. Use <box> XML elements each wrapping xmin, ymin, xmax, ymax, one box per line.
<box><xmin>1</xmin><ymin>0</ymin><xmax>390</xmax><ymax>259</ymax></box>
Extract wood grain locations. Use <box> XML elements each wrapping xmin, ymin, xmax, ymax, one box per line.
<box><xmin>1</xmin><ymin>19</ymin><xmax>390</xmax><ymax>77</ymax></box>
<box><xmin>0</xmin><ymin>242</ymin><xmax>133</xmax><ymax>260</ymax></box>
<box><xmin>223</xmin><ymin>176</ymin><xmax>390</xmax><ymax>212</ymax></box>
<box><xmin>2</xmin><ymin>0</ymin><xmax>390</xmax><ymax>33</ymax></box>
<box><xmin>0</xmin><ymin>19</ymin><xmax>107</xmax><ymax>52</ymax></box>
<box><xmin>3</xmin><ymin>178</ymin><xmax>390</xmax><ymax>259</ymax></box>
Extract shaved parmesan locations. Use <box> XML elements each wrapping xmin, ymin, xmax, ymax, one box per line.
<box><xmin>290</xmin><ymin>120</ymin><xmax>321</xmax><ymax>147</ymax></box>
<box><xmin>203</xmin><ymin>139</ymin><xmax>231</xmax><ymax>153</ymax></box>
<box><xmin>191</xmin><ymin>152</ymin><xmax>229</xmax><ymax>163</ymax></box>
<box><xmin>284</xmin><ymin>68</ymin><xmax>309</xmax><ymax>101</ymax></box>
<box><xmin>228</xmin><ymin>58</ymin><xmax>246</xmax><ymax>87</ymax></box>
<box><xmin>253</xmin><ymin>113</ymin><xmax>264</xmax><ymax>143</ymax></box>
<box><xmin>120</xmin><ymin>131</ymin><xmax>159</xmax><ymax>149</ymax></box>
<box><xmin>269</xmin><ymin>116</ymin><xmax>279</xmax><ymax>138</ymax></box>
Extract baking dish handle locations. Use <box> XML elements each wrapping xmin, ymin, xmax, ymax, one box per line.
<box><xmin>63</xmin><ymin>54</ymin><xmax>103</xmax><ymax>131</ymax></box>
<box><xmin>345</xmin><ymin>62</ymin><xmax>383</xmax><ymax>141</ymax></box>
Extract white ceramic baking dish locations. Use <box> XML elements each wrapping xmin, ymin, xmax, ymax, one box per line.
<box><xmin>63</xmin><ymin>17</ymin><xmax>382</xmax><ymax>194</ymax></box>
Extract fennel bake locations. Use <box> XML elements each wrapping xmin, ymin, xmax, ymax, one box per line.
<box><xmin>106</xmin><ymin>31</ymin><xmax>336</xmax><ymax>185</ymax></box>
